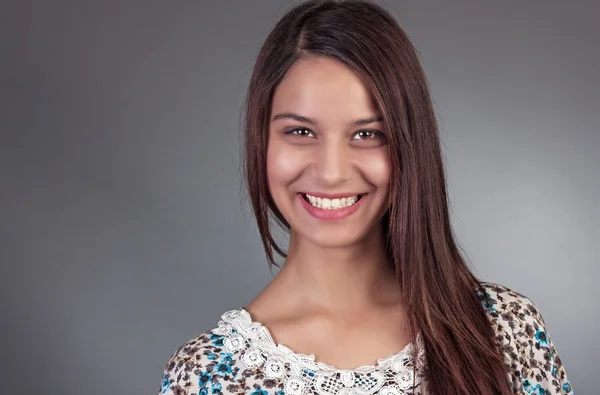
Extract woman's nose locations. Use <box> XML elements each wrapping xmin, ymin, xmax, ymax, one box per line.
<box><xmin>312</xmin><ymin>139</ymin><xmax>351</xmax><ymax>186</ymax></box>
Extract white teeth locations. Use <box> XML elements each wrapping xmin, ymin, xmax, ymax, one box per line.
<box><xmin>304</xmin><ymin>193</ymin><xmax>361</xmax><ymax>209</ymax></box>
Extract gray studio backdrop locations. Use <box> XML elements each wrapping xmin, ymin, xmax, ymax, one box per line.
<box><xmin>1</xmin><ymin>1</ymin><xmax>597</xmax><ymax>394</ymax></box>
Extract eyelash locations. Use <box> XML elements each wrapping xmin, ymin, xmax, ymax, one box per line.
<box><xmin>284</xmin><ymin>128</ymin><xmax>386</xmax><ymax>141</ymax></box>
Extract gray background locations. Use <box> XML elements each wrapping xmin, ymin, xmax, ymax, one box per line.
<box><xmin>1</xmin><ymin>1</ymin><xmax>597</xmax><ymax>394</ymax></box>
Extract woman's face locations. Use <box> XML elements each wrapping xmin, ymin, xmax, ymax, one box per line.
<box><xmin>267</xmin><ymin>55</ymin><xmax>391</xmax><ymax>249</ymax></box>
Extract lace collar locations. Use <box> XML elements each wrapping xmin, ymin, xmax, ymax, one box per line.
<box><xmin>212</xmin><ymin>308</ymin><xmax>427</xmax><ymax>395</ymax></box>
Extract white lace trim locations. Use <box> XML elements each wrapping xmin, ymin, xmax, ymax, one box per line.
<box><xmin>211</xmin><ymin>308</ymin><xmax>427</xmax><ymax>395</ymax></box>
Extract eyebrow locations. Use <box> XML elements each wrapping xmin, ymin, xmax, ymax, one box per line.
<box><xmin>271</xmin><ymin>112</ymin><xmax>383</xmax><ymax>126</ymax></box>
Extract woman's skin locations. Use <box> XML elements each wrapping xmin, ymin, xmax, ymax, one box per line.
<box><xmin>245</xmin><ymin>54</ymin><xmax>411</xmax><ymax>370</ymax></box>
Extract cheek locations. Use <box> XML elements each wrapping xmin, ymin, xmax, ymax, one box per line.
<box><xmin>361</xmin><ymin>150</ymin><xmax>391</xmax><ymax>189</ymax></box>
<box><xmin>266</xmin><ymin>140</ymin><xmax>306</xmax><ymax>192</ymax></box>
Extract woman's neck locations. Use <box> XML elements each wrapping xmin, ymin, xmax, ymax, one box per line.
<box><xmin>256</xmin><ymin>225</ymin><xmax>400</xmax><ymax>317</ymax></box>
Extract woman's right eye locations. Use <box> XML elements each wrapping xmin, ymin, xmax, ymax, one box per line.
<box><xmin>285</xmin><ymin>128</ymin><xmax>314</xmax><ymax>138</ymax></box>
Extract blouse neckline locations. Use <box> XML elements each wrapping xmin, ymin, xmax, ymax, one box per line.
<box><xmin>213</xmin><ymin>307</ymin><xmax>424</xmax><ymax>373</ymax></box>
<box><xmin>241</xmin><ymin>307</ymin><xmax>422</xmax><ymax>372</ymax></box>
<box><xmin>212</xmin><ymin>308</ymin><xmax>427</xmax><ymax>394</ymax></box>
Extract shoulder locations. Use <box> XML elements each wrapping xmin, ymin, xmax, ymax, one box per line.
<box><xmin>158</xmin><ymin>326</ymin><xmax>249</xmax><ymax>395</ymax></box>
<box><xmin>478</xmin><ymin>281</ymin><xmax>574</xmax><ymax>394</ymax></box>
<box><xmin>478</xmin><ymin>280</ymin><xmax>539</xmax><ymax>320</ymax></box>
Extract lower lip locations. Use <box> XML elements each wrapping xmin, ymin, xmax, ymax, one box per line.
<box><xmin>298</xmin><ymin>193</ymin><xmax>366</xmax><ymax>221</ymax></box>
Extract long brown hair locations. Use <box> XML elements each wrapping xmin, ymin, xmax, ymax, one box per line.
<box><xmin>240</xmin><ymin>1</ymin><xmax>512</xmax><ymax>393</ymax></box>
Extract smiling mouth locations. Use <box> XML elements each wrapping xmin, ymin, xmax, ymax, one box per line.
<box><xmin>299</xmin><ymin>192</ymin><xmax>367</xmax><ymax>209</ymax></box>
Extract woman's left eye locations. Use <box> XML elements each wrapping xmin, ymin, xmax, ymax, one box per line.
<box><xmin>353</xmin><ymin>130</ymin><xmax>385</xmax><ymax>140</ymax></box>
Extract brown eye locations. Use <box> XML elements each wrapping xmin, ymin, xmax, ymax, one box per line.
<box><xmin>353</xmin><ymin>130</ymin><xmax>385</xmax><ymax>140</ymax></box>
<box><xmin>285</xmin><ymin>128</ymin><xmax>315</xmax><ymax>138</ymax></box>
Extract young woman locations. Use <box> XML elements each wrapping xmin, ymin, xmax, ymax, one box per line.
<box><xmin>158</xmin><ymin>1</ymin><xmax>573</xmax><ymax>394</ymax></box>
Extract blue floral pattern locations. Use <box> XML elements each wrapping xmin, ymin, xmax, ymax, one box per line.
<box><xmin>158</xmin><ymin>281</ymin><xmax>573</xmax><ymax>394</ymax></box>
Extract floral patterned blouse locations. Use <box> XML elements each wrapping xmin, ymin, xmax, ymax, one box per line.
<box><xmin>157</xmin><ymin>281</ymin><xmax>573</xmax><ymax>394</ymax></box>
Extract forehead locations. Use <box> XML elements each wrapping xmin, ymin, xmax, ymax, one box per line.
<box><xmin>270</xmin><ymin>55</ymin><xmax>379</xmax><ymax>121</ymax></box>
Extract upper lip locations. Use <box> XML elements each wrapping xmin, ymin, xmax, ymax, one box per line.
<box><xmin>300</xmin><ymin>192</ymin><xmax>367</xmax><ymax>199</ymax></box>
